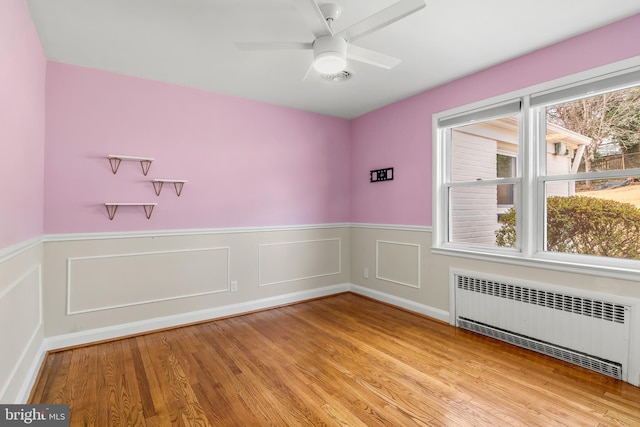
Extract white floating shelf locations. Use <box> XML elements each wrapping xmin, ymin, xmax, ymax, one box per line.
<box><xmin>151</xmin><ymin>179</ymin><xmax>188</xmax><ymax>196</ymax></box>
<box><xmin>104</xmin><ymin>202</ymin><xmax>157</xmax><ymax>220</ymax></box>
<box><xmin>108</xmin><ymin>155</ymin><xmax>154</xmax><ymax>176</ymax></box>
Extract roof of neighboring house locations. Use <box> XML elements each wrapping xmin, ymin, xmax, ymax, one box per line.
<box><xmin>545</xmin><ymin>122</ymin><xmax>591</xmax><ymax>149</ymax></box>
<box><xmin>459</xmin><ymin>116</ymin><xmax>591</xmax><ymax>149</ymax></box>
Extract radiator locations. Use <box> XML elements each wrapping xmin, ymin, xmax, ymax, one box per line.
<box><xmin>451</xmin><ymin>270</ymin><xmax>639</xmax><ymax>384</ymax></box>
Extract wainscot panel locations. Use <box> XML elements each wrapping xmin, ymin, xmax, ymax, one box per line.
<box><xmin>0</xmin><ymin>241</ymin><xmax>45</xmax><ymax>403</ymax></box>
<box><xmin>259</xmin><ymin>238</ymin><xmax>341</xmax><ymax>286</ymax></box>
<box><xmin>376</xmin><ymin>240</ymin><xmax>420</xmax><ymax>288</ymax></box>
<box><xmin>67</xmin><ymin>247</ymin><xmax>230</xmax><ymax>314</ymax></box>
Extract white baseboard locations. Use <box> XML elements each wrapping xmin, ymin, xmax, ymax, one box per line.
<box><xmin>350</xmin><ymin>284</ymin><xmax>449</xmax><ymax>323</ymax></box>
<box><xmin>45</xmin><ymin>283</ymin><xmax>350</xmax><ymax>351</ymax></box>
<box><xmin>15</xmin><ymin>340</ymin><xmax>47</xmax><ymax>404</ymax></box>
<box><xmin>45</xmin><ymin>283</ymin><xmax>448</xmax><ymax>351</ymax></box>
<box><xmin>20</xmin><ymin>283</ymin><xmax>446</xmax><ymax>403</ymax></box>
<box><xmin>44</xmin><ymin>283</ymin><xmax>449</xmax><ymax>351</ymax></box>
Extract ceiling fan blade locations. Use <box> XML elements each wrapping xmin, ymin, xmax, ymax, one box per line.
<box><xmin>294</xmin><ymin>0</ymin><xmax>333</xmax><ymax>38</ymax></box>
<box><xmin>235</xmin><ymin>42</ymin><xmax>313</xmax><ymax>51</ymax></box>
<box><xmin>347</xmin><ymin>44</ymin><xmax>401</xmax><ymax>69</ymax></box>
<box><xmin>337</xmin><ymin>0</ymin><xmax>426</xmax><ymax>43</ymax></box>
<box><xmin>302</xmin><ymin>62</ymin><xmax>315</xmax><ymax>81</ymax></box>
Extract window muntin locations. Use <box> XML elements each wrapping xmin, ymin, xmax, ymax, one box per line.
<box><xmin>437</xmin><ymin>66</ymin><xmax>640</xmax><ymax>271</ymax></box>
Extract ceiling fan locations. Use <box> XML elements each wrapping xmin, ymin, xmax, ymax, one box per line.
<box><xmin>235</xmin><ymin>0</ymin><xmax>426</xmax><ymax>78</ymax></box>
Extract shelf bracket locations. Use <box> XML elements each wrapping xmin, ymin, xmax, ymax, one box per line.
<box><xmin>152</xmin><ymin>181</ymin><xmax>164</xmax><ymax>196</ymax></box>
<box><xmin>105</xmin><ymin>204</ymin><xmax>119</xmax><ymax>220</ymax></box>
<box><xmin>142</xmin><ymin>204</ymin><xmax>155</xmax><ymax>219</ymax></box>
<box><xmin>139</xmin><ymin>160</ymin><xmax>152</xmax><ymax>176</ymax></box>
<box><xmin>108</xmin><ymin>157</ymin><xmax>122</xmax><ymax>174</ymax></box>
<box><xmin>173</xmin><ymin>182</ymin><xmax>185</xmax><ymax>196</ymax></box>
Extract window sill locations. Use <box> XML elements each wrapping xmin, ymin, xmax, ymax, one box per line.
<box><xmin>431</xmin><ymin>245</ymin><xmax>640</xmax><ymax>283</ymax></box>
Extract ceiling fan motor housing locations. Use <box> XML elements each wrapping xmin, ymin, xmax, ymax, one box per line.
<box><xmin>312</xmin><ymin>35</ymin><xmax>347</xmax><ymax>74</ymax></box>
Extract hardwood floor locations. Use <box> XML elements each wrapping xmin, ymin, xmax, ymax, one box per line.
<box><xmin>30</xmin><ymin>293</ymin><xmax>640</xmax><ymax>426</ymax></box>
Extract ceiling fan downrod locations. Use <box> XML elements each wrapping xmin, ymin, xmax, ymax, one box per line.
<box><xmin>318</xmin><ymin>3</ymin><xmax>342</xmax><ymax>30</ymax></box>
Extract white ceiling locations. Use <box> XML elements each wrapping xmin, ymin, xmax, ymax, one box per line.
<box><xmin>26</xmin><ymin>0</ymin><xmax>640</xmax><ymax>119</ymax></box>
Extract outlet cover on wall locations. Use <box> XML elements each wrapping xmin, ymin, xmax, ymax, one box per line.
<box><xmin>364</xmin><ymin>268</ymin><xmax>369</xmax><ymax>279</ymax></box>
<box><xmin>230</xmin><ymin>281</ymin><xmax>238</xmax><ymax>292</ymax></box>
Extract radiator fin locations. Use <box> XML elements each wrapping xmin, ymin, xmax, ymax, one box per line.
<box><xmin>456</xmin><ymin>275</ymin><xmax>626</xmax><ymax>324</ymax></box>
<box><xmin>458</xmin><ymin>317</ymin><xmax>623</xmax><ymax>379</ymax></box>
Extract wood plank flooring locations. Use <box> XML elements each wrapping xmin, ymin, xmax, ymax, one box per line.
<box><xmin>29</xmin><ymin>293</ymin><xmax>640</xmax><ymax>426</ymax></box>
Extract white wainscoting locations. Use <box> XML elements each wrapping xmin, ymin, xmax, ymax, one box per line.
<box><xmin>67</xmin><ymin>247</ymin><xmax>230</xmax><ymax>314</ymax></box>
<box><xmin>376</xmin><ymin>240</ymin><xmax>421</xmax><ymax>288</ymax></box>
<box><xmin>0</xmin><ymin>264</ymin><xmax>42</xmax><ymax>402</ymax></box>
<box><xmin>258</xmin><ymin>238</ymin><xmax>341</xmax><ymax>286</ymax></box>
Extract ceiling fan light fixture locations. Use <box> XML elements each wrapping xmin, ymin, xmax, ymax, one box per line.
<box><xmin>313</xmin><ymin>52</ymin><xmax>346</xmax><ymax>74</ymax></box>
<box><xmin>313</xmin><ymin>35</ymin><xmax>347</xmax><ymax>74</ymax></box>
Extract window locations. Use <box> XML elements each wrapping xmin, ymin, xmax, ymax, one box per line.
<box><xmin>443</xmin><ymin>110</ymin><xmax>521</xmax><ymax>248</ymax></box>
<box><xmin>435</xmin><ymin>66</ymin><xmax>640</xmax><ymax>272</ymax></box>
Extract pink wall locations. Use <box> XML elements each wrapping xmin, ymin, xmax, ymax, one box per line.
<box><xmin>35</xmin><ymin>12</ymin><xmax>640</xmax><ymax>233</ymax></box>
<box><xmin>350</xmin><ymin>13</ymin><xmax>640</xmax><ymax>226</ymax></box>
<box><xmin>0</xmin><ymin>0</ymin><xmax>46</xmax><ymax>249</ymax></box>
<box><xmin>44</xmin><ymin>63</ymin><xmax>351</xmax><ymax>233</ymax></box>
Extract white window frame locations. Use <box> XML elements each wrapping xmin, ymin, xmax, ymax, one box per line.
<box><xmin>439</xmin><ymin>103</ymin><xmax>523</xmax><ymax>252</ymax></box>
<box><xmin>432</xmin><ymin>56</ymin><xmax>640</xmax><ymax>281</ymax></box>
